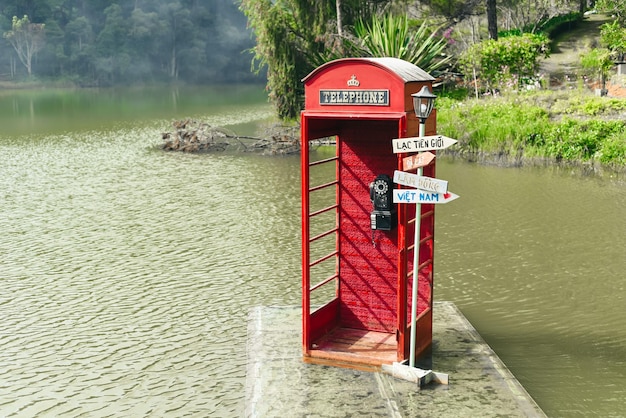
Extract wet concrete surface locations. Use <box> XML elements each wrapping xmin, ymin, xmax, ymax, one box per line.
<box><xmin>246</xmin><ymin>302</ymin><xmax>546</xmax><ymax>417</ymax></box>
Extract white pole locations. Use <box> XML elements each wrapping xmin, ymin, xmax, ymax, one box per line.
<box><xmin>409</xmin><ymin>121</ymin><xmax>426</xmax><ymax>368</ymax></box>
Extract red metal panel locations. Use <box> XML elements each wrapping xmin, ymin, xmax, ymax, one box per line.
<box><xmin>310</xmin><ymin>298</ymin><xmax>341</xmax><ymax>343</ymax></box>
<box><xmin>301</xmin><ymin>113</ymin><xmax>312</xmax><ymax>355</ymax></box>
<box><xmin>337</xmin><ymin>121</ymin><xmax>399</xmax><ymax>333</ymax></box>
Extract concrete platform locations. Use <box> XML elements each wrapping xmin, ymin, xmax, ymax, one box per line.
<box><xmin>245</xmin><ymin>301</ymin><xmax>546</xmax><ymax>417</ymax></box>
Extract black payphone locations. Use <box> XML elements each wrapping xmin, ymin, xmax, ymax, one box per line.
<box><xmin>369</xmin><ymin>174</ymin><xmax>396</xmax><ymax>231</ymax></box>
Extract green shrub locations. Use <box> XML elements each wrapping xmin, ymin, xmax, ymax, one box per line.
<box><xmin>459</xmin><ymin>33</ymin><xmax>550</xmax><ymax>93</ymax></box>
<box><xmin>579</xmin><ymin>48</ymin><xmax>614</xmax><ymax>86</ymax></box>
<box><xmin>598</xmin><ymin>133</ymin><xmax>626</xmax><ymax>164</ymax></box>
<box><xmin>600</xmin><ymin>20</ymin><xmax>626</xmax><ymax>61</ymax></box>
<box><xmin>543</xmin><ymin>119</ymin><xmax>626</xmax><ymax>160</ymax></box>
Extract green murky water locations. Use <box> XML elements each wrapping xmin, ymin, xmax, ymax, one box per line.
<box><xmin>0</xmin><ymin>86</ymin><xmax>625</xmax><ymax>416</ymax></box>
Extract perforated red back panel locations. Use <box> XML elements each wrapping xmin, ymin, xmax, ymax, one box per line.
<box><xmin>338</xmin><ymin>121</ymin><xmax>399</xmax><ymax>332</ymax></box>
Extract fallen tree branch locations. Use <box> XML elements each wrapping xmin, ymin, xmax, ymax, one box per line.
<box><xmin>161</xmin><ymin>119</ymin><xmax>333</xmax><ymax>155</ymax></box>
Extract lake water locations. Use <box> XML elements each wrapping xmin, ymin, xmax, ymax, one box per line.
<box><xmin>0</xmin><ymin>86</ymin><xmax>625</xmax><ymax>417</ymax></box>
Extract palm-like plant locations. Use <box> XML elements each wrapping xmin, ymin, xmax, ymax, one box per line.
<box><xmin>348</xmin><ymin>14</ymin><xmax>452</xmax><ymax>75</ymax></box>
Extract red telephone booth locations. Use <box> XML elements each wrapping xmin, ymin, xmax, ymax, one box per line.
<box><xmin>301</xmin><ymin>58</ymin><xmax>437</xmax><ymax>369</ymax></box>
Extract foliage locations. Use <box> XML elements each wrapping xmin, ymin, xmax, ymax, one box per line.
<box><xmin>459</xmin><ymin>33</ymin><xmax>550</xmax><ymax>93</ymax></box>
<box><xmin>600</xmin><ymin>19</ymin><xmax>626</xmax><ymax>61</ymax></box>
<box><xmin>579</xmin><ymin>47</ymin><xmax>614</xmax><ymax>87</ymax></box>
<box><xmin>0</xmin><ymin>1</ymin><xmax>258</xmax><ymax>85</ymax></box>
<box><xmin>347</xmin><ymin>14</ymin><xmax>452</xmax><ymax>75</ymax></box>
<box><xmin>436</xmin><ymin>91</ymin><xmax>626</xmax><ymax>165</ymax></box>
<box><xmin>597</xmin><ymin>133</ymin><xmax>626</xmax><ymax>165</ymax></box>
<box><xmin>240</xmin><ymin>0</ymin><xmax>343</xmax><ymax>119</ymax></box>
<box><xmin>596</xmin><ymin>0</ymin><xmax>626</xmax><ymax>24</ymax></box>
<box><xmin>551</xmin><ymin>95</ymin><xmax>626</xmax><ymax>115</ymax></box>
<box><xmin>499</xmin><ymin>12</ymin><xmax>583</xmax><ymax>39</ymax></box>
<box><xmin>241</xmin><ymin>0</ymin><xmax>451</xmax><ymax>119</ymax></box>
<box><xmin>495</xmin><ymin>0</ymin><xmax>581</xmax><ymax>35</ymax></box>
<box><xmin>419</xmin><ymin>0</ymin><xmax>482</xmax><ymax>23</ymax></box>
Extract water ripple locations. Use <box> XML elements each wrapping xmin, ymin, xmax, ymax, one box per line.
<box><xmin>0</xmin><ymin>122</ymin><xmax>300</xmax><ymax>417</ymax></box>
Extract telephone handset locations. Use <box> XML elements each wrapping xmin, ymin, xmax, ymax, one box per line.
<box><xmin>369</xmin><ymin>174</ymin><xmax>396</xmax><ymax>231</ymax></box>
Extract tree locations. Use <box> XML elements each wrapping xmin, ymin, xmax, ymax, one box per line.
<box><xmin>421</xmin><ymin>0</ymin><xmax>482</xmax><ymax>23</ymax></box>
<box><xmin>65</xmin><ymin>15</ymin><xmax>95</xmax><ymax>81</ymax></box>
<box><xmin>156</xmin><ymin>1</ymin><xmax>196</xmax><ymax>80</ymax></box>
<box><xmin>240</xmin><ymin>0</ymin><xmax>351</xmax><ymax>119</ymax></box>
<box><xmin>3</xmin><ymin>15</ymin><xmax>45</xmax><ymax>76</ymax></box>
<box><xmin>94</xmin><ymin>4</ymin><xmax>129</xmax><ymax>84</ymax></box>
<box><xmin>600</xmin><ymin>19</ymin><xmax>626</xmax><ymax>62</ymax></box>
<box><xmin>487</xmin><ymin>0</ymin><xmax>497</xmax><ymax>40</ymax></box>
<box><xmin>66</xmin><ymin>16</ymin><xmax>93</xmax><ymax>54</ymax></box>
<box><xmin>336</xmin><ymin>0</ymin><xmax>343</xmax><ymax>36</ymax></box>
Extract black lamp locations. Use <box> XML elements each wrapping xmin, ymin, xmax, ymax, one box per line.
<box><xmin>411</xmin><ymin>86</ymin><xmax>436</xmax><ymax>134</ymax></box>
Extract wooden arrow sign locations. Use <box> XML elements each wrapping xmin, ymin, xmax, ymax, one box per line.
<box><xmin>393</xmin><ymin>170</ymin><xmax>448</xmax><ymax>194</ymax></box>
<box><xmin>393</xmin><ymin>189</ymin><xmax>459</xmax><ymax>204</ymax></box>
<box><xmin>392</xmin><ymin>135</ymin><xmax>457</xmax><ymax>154</ymax></box>
<box><xmin>403</xmin><ymin>152</ymin><xmax>436</xmax><ymax>171</ymax></box>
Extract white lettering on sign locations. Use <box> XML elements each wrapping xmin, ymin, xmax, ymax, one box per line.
<box><xmin>392</xmin><ymin>189</ymin><xmax>459</xmax><ymax>204</ymax></box>
<box><xmin>393</xmin><ymin>170</ymin><xmax>448</xmax><ymax>194</ymax></box>
<box><xmin>319</xmin><ymin>89</ymin><xmax>389</xmax><ymax>106</ymax></box>
<box><xmin>392</xmin><ymin>135</ymin><xmax>458</xmax><ymax>153</ymax></box>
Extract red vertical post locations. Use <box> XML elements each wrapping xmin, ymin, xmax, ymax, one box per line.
<box><xmin>301</xmin><ymin>115</ymin><xmax>311</xmax><ymax>355</ymax></box>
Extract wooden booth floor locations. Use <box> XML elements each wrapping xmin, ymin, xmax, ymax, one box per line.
<box><xmin>306</xmin><ymin>327</ymin><xmax>397</xmax><ymax>371</ymax></box>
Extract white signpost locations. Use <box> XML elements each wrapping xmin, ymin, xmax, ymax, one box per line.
<box><xmin>393</xmin><ymin>170</ymin><xmax>448</xmax><ymax>194</ymax></box>
<box><xmin>393</xmin><ymin>189</ymin><xmax>459</xmax><ymax>204</ymax></box>
<box><xmin>391</xmin><ymin>134</ymin><xmax>459</xmax><ymax>370</ymax></box>
<box><xmin>392</xmin><ymin>135</ymin><xmax>457</xmax><ymax>154</ymax></box>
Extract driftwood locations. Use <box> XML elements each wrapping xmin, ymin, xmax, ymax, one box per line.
<box><xmin>161</xmin><ymin>119</ymin><xmax>302</xmax><ymax>155</ymax></box>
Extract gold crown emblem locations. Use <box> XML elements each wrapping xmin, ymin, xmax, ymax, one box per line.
<box><xmin>347</xmin><ymin>75</ymin><xmax>360</xmax><ymax>87</ymax></box>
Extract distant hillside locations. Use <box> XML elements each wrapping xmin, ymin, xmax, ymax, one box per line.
<box><xmin>0</xmin><ymin>0</ymin><xmax>261</xmax><ymax>86</ymax></box>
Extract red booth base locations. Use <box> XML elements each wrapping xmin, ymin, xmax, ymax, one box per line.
<box><xmin>304</xmin><ymin>308</ymin><xmax>433</xmax><ymax>371</ymax></box>
<box><xmin>305</xmin><ymin>328</ymin><xmax>397</xmax><ymax>371</ymax></box>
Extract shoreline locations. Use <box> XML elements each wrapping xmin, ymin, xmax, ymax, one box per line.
<box><xmin>439</xmin><ymin>149</ymin><xmax>626</xmax><ymax>178</ymax></box>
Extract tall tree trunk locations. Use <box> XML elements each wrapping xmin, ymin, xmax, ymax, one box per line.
<box><xmin>487</xmin><ymin>0</ymin><xmax>498</xmax><ymax>40</ymax></box>
<box><xmin>579</xmin><ymin>0</ymin><xmax>586</xmax><ymax>14</ymax></box>
<box><xmin>336</xmin><ymin>0</ymin><xmax>343</xmax><ymax>36</ymax></box>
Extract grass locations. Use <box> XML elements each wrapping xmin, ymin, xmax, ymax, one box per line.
<box><xmin>436</xmin><ymin>89</ymin><xmax>626</xmax><ymax>169</ymax></box>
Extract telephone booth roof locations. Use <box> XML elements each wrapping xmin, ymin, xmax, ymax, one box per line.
<box><xmin>302</xmin><ymin>57</ymin><xmax>435</xmax><ymax>116</ymax></box>
<box><xmin>302</xmin><ymin>57</ymin><xmax>435</xmax><ymax>84</ymax></box>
